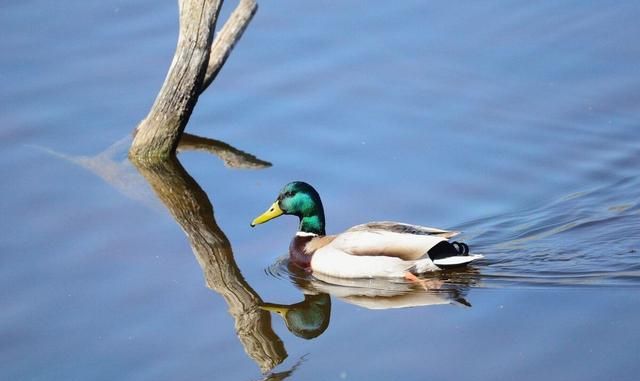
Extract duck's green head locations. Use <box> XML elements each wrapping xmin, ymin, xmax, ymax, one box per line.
<box><xmin>251</xmin><ymin>181</ymin><xmax>326</xmax><ymax>235</ymax></box>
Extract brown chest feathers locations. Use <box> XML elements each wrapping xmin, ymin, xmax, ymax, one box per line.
<box><xmin>289</xmin><ymin>234</ymin><xmax>335</xmax><ymax>269</ymax></box>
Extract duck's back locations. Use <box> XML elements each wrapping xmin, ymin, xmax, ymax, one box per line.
<box><xmin>329</xmin><ymin>221</ymin><xmax>457</xmax><ymax>260</ymax></box>
<box><xmin>346</xmin><ymin>221</ymin><xmax>459</xmax><ymax>238</ymax></box>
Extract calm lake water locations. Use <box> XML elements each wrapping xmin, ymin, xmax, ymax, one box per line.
<box><xmin>2</xmin><ymin>1</ymin><xmax>640</xmax><ymax>380</ymax></box>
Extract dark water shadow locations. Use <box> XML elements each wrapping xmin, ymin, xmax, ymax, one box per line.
<box><xmin>254</xmin><ymin>355</ymin><xmax>308</xmax><ymax>381</ymax></box>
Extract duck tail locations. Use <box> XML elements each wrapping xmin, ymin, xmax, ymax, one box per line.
<box><xmin>428</xmin><ymin>241</ymin><xmax>484</xmax><ymax>269</ymax></box>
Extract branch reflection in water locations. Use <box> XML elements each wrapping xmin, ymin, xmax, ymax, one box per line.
<box><xmin>41</xmin><ymin>134</ymin><xmax>305</xmax><ymax>374</ymax></box>
<box><xmin>130</xmin><ymin>136</ymin><xmax>286</xmax><ymax>373</ymax></box>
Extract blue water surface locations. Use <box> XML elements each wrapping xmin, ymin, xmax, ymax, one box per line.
<box><xmin>1</xmin><ymin>1</ymin><xmax>639</xmax><ymax>380</ymax></box>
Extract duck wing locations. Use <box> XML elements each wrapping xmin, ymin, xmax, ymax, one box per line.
<box><xmin>346</xmin><ymin>221</ymin><xmax>460</xmax><ymax>238</ymax></box>
<box><xmin>329</xmin><ymin>221</ymin><xmax>455</xmax><ymax>261</ymax></box>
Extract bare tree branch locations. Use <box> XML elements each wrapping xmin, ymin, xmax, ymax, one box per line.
<box><xmin>130</xmin><ymin>0</ymin><xmax>259</xmax><ymax>160</ymax></box>
<box><xmin>130</xmin><ymin>0</ymin><xmax>222</xmax><ymax>160</ymax></box>
<box><xmin>201</xmin><ymin>0</ymin><xmax>258</xmax><ymax>93</ymax></box>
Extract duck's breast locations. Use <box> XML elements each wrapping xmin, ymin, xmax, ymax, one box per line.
<box><xmin>289</xmin><ymin>235</ymin><xmax>314</xmax><ymax>269</ymax></box>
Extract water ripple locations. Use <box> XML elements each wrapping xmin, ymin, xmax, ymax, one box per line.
<box><xmin>460</xmin><ymin>175</ymin><xmax>640</xmax><ymax>286</ymax></box>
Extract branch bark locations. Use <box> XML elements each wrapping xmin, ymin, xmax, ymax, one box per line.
<box><xmin>130</xmin><ymin>0</ymin><xmax>221</xmax><ymax>159</ymax></box>
<box><xmin>130</xmin><ymin>0</ymin><xmax>258</xmax><ymax>160</ymax></box>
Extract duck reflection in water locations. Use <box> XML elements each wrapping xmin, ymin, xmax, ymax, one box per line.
<box><xmin>305</xmin><ymin>270</ymin><xmax>477</xmax><ymax>309</ymax></box>
<box><xmin>261</xmin><ymin>293</ymin><xmax>331</xmax><ymax>340</ymax></box>
<box><xmin>260</xmin><ymin>264</ymin><xmax>478</xmax><ymax>340</ymax></box>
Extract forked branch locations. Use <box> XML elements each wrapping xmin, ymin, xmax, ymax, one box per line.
<box><xmin>130</xmin><ymin>0</ymin><xmax>258</xmax><ymax>160</ymax></box>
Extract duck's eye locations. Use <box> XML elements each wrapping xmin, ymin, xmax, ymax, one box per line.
<box><xmin>284</xmin><ymin>191</ymin><xmax>294</xmax><ymax>198</ymax></box>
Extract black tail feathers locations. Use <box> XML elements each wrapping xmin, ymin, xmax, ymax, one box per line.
<box><xmin>427</xmin><ymin>240</ymin><xmax>470</xmax><ymax>261</ymax></box>
<box><xmin>451</xmin><ymin>241</ymin><xmax>469</xmax><ymax>255</ymax></box>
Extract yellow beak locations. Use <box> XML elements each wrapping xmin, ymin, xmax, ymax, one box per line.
<box><xmin>259</xmin><ymin>303</ymin><xmax>289</xmax><ymax>316</ymax></box>
<box><xmin>250</xmin><ymin>201</ymin><xmax>284</xmax><ymax>227</ymax></box>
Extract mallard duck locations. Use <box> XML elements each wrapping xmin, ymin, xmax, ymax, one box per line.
<box><xmin>251</xmin><ymin>181</ymin><xmax>483</xmax><ymax>278</ymax></box>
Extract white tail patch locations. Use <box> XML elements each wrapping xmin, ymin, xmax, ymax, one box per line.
<box><xmin>433</xmin><ymin>254</ymin><xmax>484</xmax><ymax>267</ymax></box>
